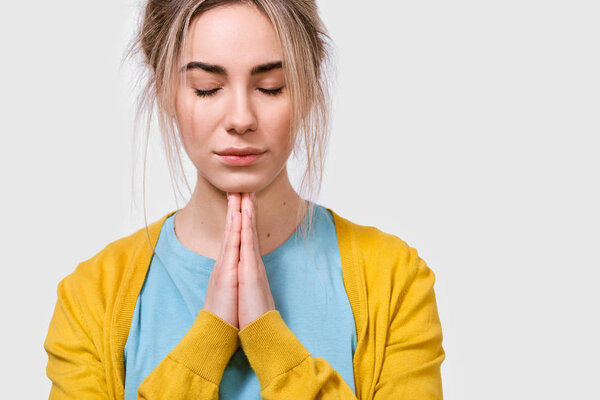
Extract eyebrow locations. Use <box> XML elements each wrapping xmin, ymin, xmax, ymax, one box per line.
<box><xmin>181</xmin><ymin>60</ymin><xmax>283</xmax><ymax>75</ymax></box>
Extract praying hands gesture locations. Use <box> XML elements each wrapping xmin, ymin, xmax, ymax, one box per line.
<box><xmin>202</xmin><ymin>192</ymin><xmax>276</xmax><ymax>330</ymax></box>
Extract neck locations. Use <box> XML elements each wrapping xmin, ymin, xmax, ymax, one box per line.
<box><xmin>173</xmin><ymin>167</ymin><xmax>308</xmax><ymax>260</ymax></box>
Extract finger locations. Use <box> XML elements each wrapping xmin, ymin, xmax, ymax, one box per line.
<box><xmin>240</xmin><ymin>193</ymin><xmax>254</xmax><ymax>264</ymax></box>
<box><xmin>249</xmin><ymin>195</ymin><xmax>268</xmax><ymax>283</ymax></box>
<box><xmin>249</xmin><ymin>192</ymin><xmax>261</xmax><ymax>257</ymax></box>
<box><xmin>222</xmin><ymin>208</ymin><xmax>241</xmax><ymax>268</ymax></box>
<box><xmin>217</xmin><ymin>192</ymin><xmax>241</xmax><ymax>266</ymax></box>
<box><xmin>216</xmin><ymin>192</ymin><xmax>234</xmax><ymax>264</ymax></box>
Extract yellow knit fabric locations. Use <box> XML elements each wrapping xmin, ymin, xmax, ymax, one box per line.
<box><xmin>44</xmin><ymin>208</ymin><xmax>445</xmax><ymax>399</ymax></box>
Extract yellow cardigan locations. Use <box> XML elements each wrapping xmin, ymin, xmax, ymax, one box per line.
<box><xmin>44</xmin><ymin>208</ymin><xmax>445</xmax><ymax>399</ymax></box>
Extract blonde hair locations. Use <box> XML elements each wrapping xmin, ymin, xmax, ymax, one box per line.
<box><xmin>123</xmin><ymin>0</ymin><xmax>336</xmax><ymax>251</ymax></box>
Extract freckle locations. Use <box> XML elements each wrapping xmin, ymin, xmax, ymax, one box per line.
<box><xmin>267</xmin><ymin>232</ymin><xmax>271</xmax><ymax>238</ymax></box>
<box><xmin>283</xmin><ymin>201</ymin><xmax>286</xmax><ymax>206</ymax></box>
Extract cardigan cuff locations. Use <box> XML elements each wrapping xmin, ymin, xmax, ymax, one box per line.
<box><xmin>168</xmin><ymin>309</ymin><xmax>240</xmax><ymax>385</ymax></box>
<box><xmin>238</xmin><ymin>310</ymin><xmax>311</xmax><ymax>388</ymax></box>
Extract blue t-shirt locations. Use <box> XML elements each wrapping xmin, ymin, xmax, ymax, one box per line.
<box><xmin>124</xmin><ymin>203</ymin><xmax>357</xmax><ymax>399</ymax></box>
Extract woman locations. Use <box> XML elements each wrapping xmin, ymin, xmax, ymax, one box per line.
<box><xmin>44</xmin><ymin>1</ymin><xmax>445</xmax><ymax>399</ymax></box>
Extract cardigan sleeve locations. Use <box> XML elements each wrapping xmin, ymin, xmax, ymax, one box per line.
<box><xmin>237</xmin><ymin>254</ymin><xmax>445</xmax><ymax>399</ymax></box>
<box><xmin>374</xmin><ymin>254</ymin><xmax>445</xmax><ymax>399</ymax></box>
<box><xmin>44</xmin><ymin>273</ymin><xmax>240</xmax><ymax>399</ymax></box>
<box><xmin>135</xmin><ymin>309</ymin><xmax>240</xmax><ymax>399</ymax></box>
<box><xmin>238</xmin><ymin>310</ymin><xmax>359</xmax><ymax>399</ymax></box>
<box><xmin>44</xmin><ymin>277</ymin><xmax>111</xmax><ymax>399</ymax></box>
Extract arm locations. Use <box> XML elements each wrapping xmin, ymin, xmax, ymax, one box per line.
<box><xmin>238</xmin><ymin>310</ymin><xmax>358</xmax><ymax>399</ymax></box>
<box><xmin>139</xmin><ymin>193</ymin><xmax>243</xmax><ymax>398</ymax></box>
<box><xmin>136</xmin><ymin>309</ymin><xmax>239</xmax><ymax>399</ymax></box>
<box><xmin>237</xmin><ymin>254</ymin><xmax>445</xmax><ymax>399</ymax></box>
<box><xmin>44</xmin><ymin>277</ymin><xmax>110</xmax><ymax>399</ymax></box>
<box><xmin>374</xmin><ymin>254</ymin><xmax>445</xmax><ymax>399</ymax></box>
<box><xmin>44</xmin><ymin>275</ymin><xmax>240</xmax><ymax>399</ymax></box>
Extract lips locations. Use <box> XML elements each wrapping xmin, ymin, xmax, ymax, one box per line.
<box><xmin>216</xmin><ymin>147</ymin><xmax>266</xmax><ymax>166</ymax></box>
<box><xmin>216</xmin><ymin>147</ymin><xmax>266</xmax><ymax>156</ymax></box>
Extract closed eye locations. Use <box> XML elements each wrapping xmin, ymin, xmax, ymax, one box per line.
<box><xmin>194</xmin><ymin>86</ymin><xmax>285</xmax><ymax>98</ymax></box>
<box><xmin>258</xmin><ymin>87</ymin><xmax>284</xmax><ymax>96</ymax></box>
<box><xmin>194</xmin><ymin>88</ymin><xmax>220</xmax><ymax>97</ymax></box>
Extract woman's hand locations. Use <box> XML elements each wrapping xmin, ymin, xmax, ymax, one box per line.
<box><xmin>202</xmin><ymin>191</ymin><xmax>276</xmax><ymax>330</ymax></box>
<box><xmin>201</xmin><ymin>192</ymin><xmax>242</xmax><ymax>328</ymax></box>
<box><xmin>238</xmin><ymin>192</ymin><xmax>276</xmax><ymax>330</ymax></box>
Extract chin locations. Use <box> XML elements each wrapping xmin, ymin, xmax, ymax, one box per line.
<box><xmin>202</xmin><ymin>161</ymin><xmax>287</xmax><ymax>194</ymax></box>
<box><xmin>210</xmin><ymin>174</ymin><xmax>271</xmax><ymax>194</ymax></box>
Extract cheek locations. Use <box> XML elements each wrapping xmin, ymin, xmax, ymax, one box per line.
<box><xmin>175</xmin><ymin>96</ymin><xmax>215</xmax><ymax>142</ymax></box>
<box><xmin>174</xmin><ymin>97</ymin><xmax>216</xmax><ymax>168</ymax></box>
<box><xmin>263</xmin><ymin>101</ymin><xmax>292</xmax><ymax>150</ymax></box>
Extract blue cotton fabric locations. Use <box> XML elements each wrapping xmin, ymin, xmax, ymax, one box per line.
<box><xmin>124</xmin><ymin>203</ymin><xmax>357</xmax><ymax>399</ymax></box>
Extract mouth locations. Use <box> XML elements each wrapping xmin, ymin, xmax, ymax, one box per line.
<box><xmin>216</xmin><ymin>146</ymin><xmax>266</xmax><ymax>156</ymax></box>
<box><xmin>215</xmin><ymin>146</ymin><xmax>266</xmax><ymax>166</ymax></box>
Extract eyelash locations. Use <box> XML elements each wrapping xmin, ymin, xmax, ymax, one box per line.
<box><xmin>194</xmin><ymin>87</ymin><xmax>284</xmax><ymax>98</ymax></box>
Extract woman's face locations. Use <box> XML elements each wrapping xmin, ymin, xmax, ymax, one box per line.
<box><xmin>174</xmin><ymin>3</ymin><xmax>292</xmax><ymax>194</ymax></box>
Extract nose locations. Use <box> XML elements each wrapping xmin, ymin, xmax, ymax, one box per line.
<box><xmin>224</xmin><ymin>86</ymin><xmax>258</xmax><ymax>135</ymax></box>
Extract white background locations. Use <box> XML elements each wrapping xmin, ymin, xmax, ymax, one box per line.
<box><xmin>1</xmin><ymin>0</ymin><xmax>598</xmax><ymax>398</ymax></box>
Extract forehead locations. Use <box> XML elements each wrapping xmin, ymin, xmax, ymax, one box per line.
<box><xmin>181</xmin><ymin>3</ymin><xmax>282</xmax><ymax>70</ymax></box>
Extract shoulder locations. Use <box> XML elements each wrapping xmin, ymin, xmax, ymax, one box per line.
<box><xmin>55</xmin><ymin>211</ymin><xmax>173</xmax><ymax>321</ymax></box>
<box><xmin>326</xmin><ymin>207</ymin><xmax>431</xmax><ymax>287</ymax></box>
